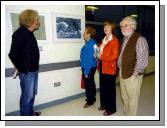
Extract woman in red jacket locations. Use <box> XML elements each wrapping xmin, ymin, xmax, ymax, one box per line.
<box><xmin>98</xmin><ymin>20</ymin><xmax>120</xmax><ymax>116</ymax></box>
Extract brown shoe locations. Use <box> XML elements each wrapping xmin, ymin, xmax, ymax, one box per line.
<box><xmin>33</xmin><ymin>111</ymin><xmax>41</xmax><ymax>116</ymax></box>
<box><xmin>83</xmin><ymin>104</ymin><xmax>91</xmax><ymax>108</ymax></box>
<box><xmin>83</xmin><ymin>103</ymin><xmax>94</xmax><ymax>108</ymax></box>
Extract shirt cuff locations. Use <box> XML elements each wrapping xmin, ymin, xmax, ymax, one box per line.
<box><xmin>133</xmin><ymin>71</ymin><xmax>139</xmax><ymax>76</ymax></box>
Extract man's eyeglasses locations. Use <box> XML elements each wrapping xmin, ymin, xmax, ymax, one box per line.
<box><xmin>120</xmin><ymin>24</ymin><xmax>132</xmax><ymax>29</ymax></box>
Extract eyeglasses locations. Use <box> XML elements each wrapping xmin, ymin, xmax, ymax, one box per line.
<box><xmin>120</xmin><ymin>24</ymin><xmax>131</xmax><ymax>29</ymax></box>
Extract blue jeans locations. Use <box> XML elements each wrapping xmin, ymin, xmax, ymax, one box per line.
<box><xmin>19</xmin><ymin>71</ymin><xmax>38</xmax><ymax>116</ymax></box>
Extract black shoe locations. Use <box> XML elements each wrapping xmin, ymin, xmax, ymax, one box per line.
<box><xmin>33</xmin><ymin>111</ymin><xmax>41</xmax><ymax>116</ymax></box>
<box><xmin>103</xmin><ymin>111</ymin><xmax>113</xmax><ymax>116</ymax></box>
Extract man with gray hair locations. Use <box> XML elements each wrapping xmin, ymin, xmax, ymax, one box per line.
<box><xmin>118</xmin><ymin>16</ymin><xmax>149</xmax><ymax>116</ymax></box>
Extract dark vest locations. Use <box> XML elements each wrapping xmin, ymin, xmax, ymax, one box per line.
<box><xmin>121</xmin><ymin>32</ymin><xmax>140</xmax><ymax>79</ymax></box>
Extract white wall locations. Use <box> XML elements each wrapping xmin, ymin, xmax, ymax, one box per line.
<box><xmin>5</xmin><ymin>5</ymin><xmax>85</xmax><ymax>66</ymax></box>
<box><xmin>5</xmin><ymin>5</ymin><xmax>92</xmax><ymax>114</ymax></box>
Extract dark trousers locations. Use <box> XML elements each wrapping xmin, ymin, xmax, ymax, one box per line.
<box><xmin>82</xmin><ymin>67</ymin><xmax>96</xmax><ymax>105</ymax></box>
<box><xmin>99</xmin><ymin>61</ymin><xmax>116</xmax><ymax>113</ymax></box>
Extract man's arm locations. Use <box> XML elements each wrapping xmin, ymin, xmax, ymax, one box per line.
<box><xmin>133</xmin><ymin>37</ymin><xmax>149</xmax><ymax>76</ymax></box>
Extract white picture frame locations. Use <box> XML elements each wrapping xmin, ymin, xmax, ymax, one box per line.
<box><xmin>52</xmin><ymin>13</ymin><xmax>84</xmax><ymax>42</ymax></box>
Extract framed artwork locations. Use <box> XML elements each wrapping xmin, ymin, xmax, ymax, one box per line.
<box><xmin>10</xmin><ymin>13</ymin><xmax>47</xmax><ymax>40</ymax></box>
<box><xmin>6</xmin><ymin>9</ymin><xmax>49</xmax><ymax>42</ymax></box>
<box><xmin>52</xmin><ymin>13</ymin><xmax>83</xmax><ymax>42</ymax></box>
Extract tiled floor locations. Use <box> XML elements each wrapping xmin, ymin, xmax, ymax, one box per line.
<box><xmin>41</xmin><ymin>74</ymin><xmax>155</xmax><ymax>116</ymax></box>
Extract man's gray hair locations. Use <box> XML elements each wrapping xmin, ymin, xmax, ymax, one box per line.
<box><xmin>120</xmin><ymin>16</ymin><xmax>137</xmax><ymax>30</ymax></box>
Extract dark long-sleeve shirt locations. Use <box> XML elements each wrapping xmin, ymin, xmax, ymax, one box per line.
<box><xmin>8</xmin><ymin>26</ymin><xmax>40</xmax><ymax>74</ymax></box>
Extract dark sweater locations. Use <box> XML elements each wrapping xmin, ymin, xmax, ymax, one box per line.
<box><xmin>8</xmin><ymin>26</ymin><xmax>40</xmax><ymax>74</ymax></box>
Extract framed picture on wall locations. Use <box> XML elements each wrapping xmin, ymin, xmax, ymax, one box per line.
<box><xmin>6</xmin><ymin>9</ymin><xmax>49</xmax><ymax>43</ymax></box>
<box><xmin>52</xmin><ymin>13</ymin><xmax>83</xmax><ymax>42</ymax></box>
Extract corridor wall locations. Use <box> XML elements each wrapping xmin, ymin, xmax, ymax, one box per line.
<box><xmin>5</xmin><ymin>5</ymin><xmax>91</xmax><ymax>114</ymax></box>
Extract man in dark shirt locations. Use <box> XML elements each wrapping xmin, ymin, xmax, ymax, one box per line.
<box><xmin>8</xmin><ymin>9</ymin><xmax>41</xmax><ymax>116</ymax></box>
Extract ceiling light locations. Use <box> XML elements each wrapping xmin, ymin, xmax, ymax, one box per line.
<box><xmin>130</xmin><ymin>14</ymin><xmax>138</xmax><ymax>18</ymax></box>
<box><xmin>86</xmin><ymin>6</ymin><xmax>98</xmax><ymax>11</ymax></box>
